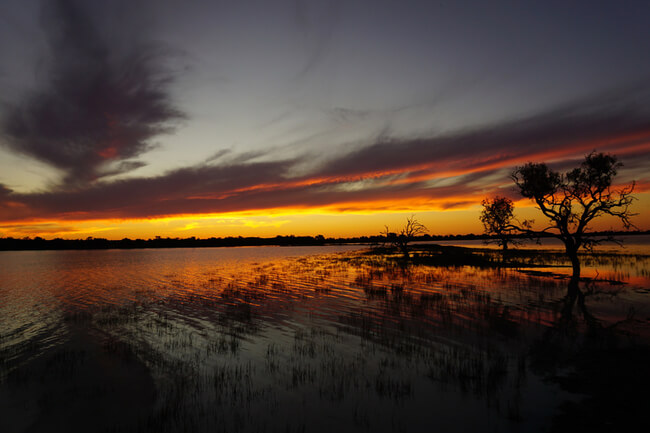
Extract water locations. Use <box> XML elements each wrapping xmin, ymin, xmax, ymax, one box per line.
<box><xmin>434</xmin><ymin>234</ymin><xmax>650</xmax><ymax>253</ymax></box>
<box><xmin>1</xmin><ymin>244</ymin><xmax>649</xmax><ymax>432</ymax></box>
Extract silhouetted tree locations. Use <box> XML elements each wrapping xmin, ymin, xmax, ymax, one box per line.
<box><xmin>479</xmin><ymin>196</ymin><xmax>517</xmax><ymax>250</ymax></box>
<box><xmin>511</xmin><ymin>152</ymin><xmax>636</xmax><ymax>279</ymax></box>
<box><xmin>381</xmin><ymin>215</ymin><xmax>427</xmax><ymax>257</ymax></box>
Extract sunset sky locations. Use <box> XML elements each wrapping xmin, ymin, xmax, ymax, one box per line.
<box><xmin>1</xmin><ymin>0</ymin><xmax>649</xmax><ymax>239</ymax></box>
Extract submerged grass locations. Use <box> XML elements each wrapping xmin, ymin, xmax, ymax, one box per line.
<box><xmin>1</xmin><ymin>244</ymin><xmax>649</xmax><ymax>432</ymax></box>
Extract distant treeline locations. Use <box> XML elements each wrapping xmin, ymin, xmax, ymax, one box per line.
<box><xmin>0</xmin><ymin>230</ymin><xmax>648</xmax><ymax>251</ymax></box>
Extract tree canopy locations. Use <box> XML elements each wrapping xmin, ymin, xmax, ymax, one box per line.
<box><xmin>479</xmin><ymin>196</ymin><xmax>517</xmax><ymax>250</ymax></box>
<box><xmin>511</xmin><ymin>151</ymin><xmax>636</xmax><ymax>278</ymax></box>
<box><xmin>380</xmin><ymin>215</ymin><xmax>427</xmax><ymax>257</ymax></box>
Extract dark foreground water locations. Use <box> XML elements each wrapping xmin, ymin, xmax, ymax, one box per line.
<box><xmin>1</xmin><ymin>244</ymin><xmax>649</xmax><ymax>432</ymax></box>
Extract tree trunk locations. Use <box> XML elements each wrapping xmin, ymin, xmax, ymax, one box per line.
<box><xmin>568</xmin><ymin>249</ymin><xmax>581</xmax><ymax>280</ymax></box>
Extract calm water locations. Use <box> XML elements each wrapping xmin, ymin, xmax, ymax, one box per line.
<box><xmin>1</xmin><ymin>244</ymin><xmax>649</xmax><ymax>432</ymax></box>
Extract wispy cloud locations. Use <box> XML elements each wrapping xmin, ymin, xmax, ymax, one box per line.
<box><xmin>1</xmin><ymin>88</ymin><xmax>649</xmax><ymax>224</ymax></box>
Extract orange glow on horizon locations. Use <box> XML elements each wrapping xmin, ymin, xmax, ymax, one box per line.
<box><xmin>1</xmin><ymin>136</ymin><xmax>648</xmax><ymax>240</ymax></box>
<box><xmin>2</xmin><ymin>190</ymin><xmax>648</xmax><ymax>240</ymax></box>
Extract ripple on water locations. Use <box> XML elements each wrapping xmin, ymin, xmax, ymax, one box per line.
<box><xmin>1</xmin><ymin>245</ymin><xmax>649</xmax><ymax>432</ymax></box>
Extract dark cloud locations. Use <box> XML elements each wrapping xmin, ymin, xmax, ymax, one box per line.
<box><xmin>314</xmin><ymin>88</ymin><xmax>650</xmax><ymax>180</ymax></box>
<box><xmin>1</xmin><ymin>90</ymin><xmax>649</xmax><ymax>224</ymax></box>
<box><xmin>0</xmin><ymin>154</ymin><xmax>482</xmax><ymax>222</ymax></box>
<box><xmin>0</xmin><ymin>184</ymin><xmax>12</xmax><ymax>200</ymax></box>
<box><xmin>0</xmin><ymin>158</ymin><xmax>298</xmax><ymax>221</ymax></box>
<box><xmin>1</xmin><ymin>0</ymin><xmax>184</xmax><ymax>186</ymax></box>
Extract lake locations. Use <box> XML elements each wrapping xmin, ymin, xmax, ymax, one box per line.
<box><xmin>1</xmin><ymin>243</ymin><xmax>649</xmax><ymax>432</ymax></box>
<box><xmin>434</xmin><ymin>234</ymin><xmax>650</xmax><ymax>253</ymax></box>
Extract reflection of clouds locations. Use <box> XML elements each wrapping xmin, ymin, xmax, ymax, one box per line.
<box><xmin>0</xmin><ymin>273</ymin><xmax>66</xmax><ymax>379</ymax></box>
<box><xmin>3</xmin><ymin>247</ymin><xmax>646</xmax><ymax>430</ymax></box>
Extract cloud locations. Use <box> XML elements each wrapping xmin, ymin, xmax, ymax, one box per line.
<box><xmin>0</xmin><ymin>183</ymin><xmax>11</xmax><ymax>197</ymax></box>
<box><xmin>0</xmin><ymin>0</ymin><xmax>184</xmax><ymax>186</ymax></box>
<box><xmin>314</xmin><ymin>89</ymin><xmax>650</xmax><ymax>181</ymax></box>
<box><xmin>292</xmin><ymin>0</ymin><xmax>340</xmax><ymax>80</ymax></box>
<box><xmin>1</xmin><ymin>89</ymin><xmax>650</xmax><ymax>224</ymax></box>
<box><xmin>205</xmin><ymin>149</ymin><xmax>232</xmax><ymax>163</ymax></box>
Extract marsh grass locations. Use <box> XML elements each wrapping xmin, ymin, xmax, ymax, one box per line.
<box><xmin>1</xmin><ymin>245</ymin><xmax>649</xmax><ymax>432</ymax></box>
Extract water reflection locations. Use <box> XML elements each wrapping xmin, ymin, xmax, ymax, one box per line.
<box><xmin>1</xmin><ymin>246</ymin><xmax>649</xmax><ymax>432</ymax></box>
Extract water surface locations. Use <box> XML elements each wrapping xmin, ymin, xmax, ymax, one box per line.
<box><xmin>435</xmin><ymin>234</ymin><xmax>650</xmax><ymax>253</ymax></box>
<box><xmin>1</xmin><ymin>244</ymin><xmax>649</xmax><ymax>432</ymax></box>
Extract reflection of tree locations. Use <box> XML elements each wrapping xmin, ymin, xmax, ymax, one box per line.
<box><xmin>557</xmin><ymin>277</ymin><xmax>601</xmax><ymax>332</ymax></box>
<box><xmin>531</xmin><ymin>277</ymin><xmax>650</xmax><ymax>432</ymax></box>
<box><xmin>532</xmin><ymin>277</ymin><xmax>611</xmax><ymax>373</ymax></box>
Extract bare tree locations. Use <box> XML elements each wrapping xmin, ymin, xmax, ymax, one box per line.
<box><xmin>511</xmin><ymin>151</ymin><xmax>636</xmax><ymax>279</ymax></box>
<box><xmin>380</xmin><ymin>215</ymin><xmax>427</xmax><ymax>257</ymax></box>
<box><xmin>479</xmin><ymin>196</ymin><xmax>518</xmax><ymax>250</ymax></box>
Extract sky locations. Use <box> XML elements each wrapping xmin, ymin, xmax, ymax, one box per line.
<box><xmin>1</xmin><ymin>0</ymin><xmax>649</xmax><ymax>239</ymax></box>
